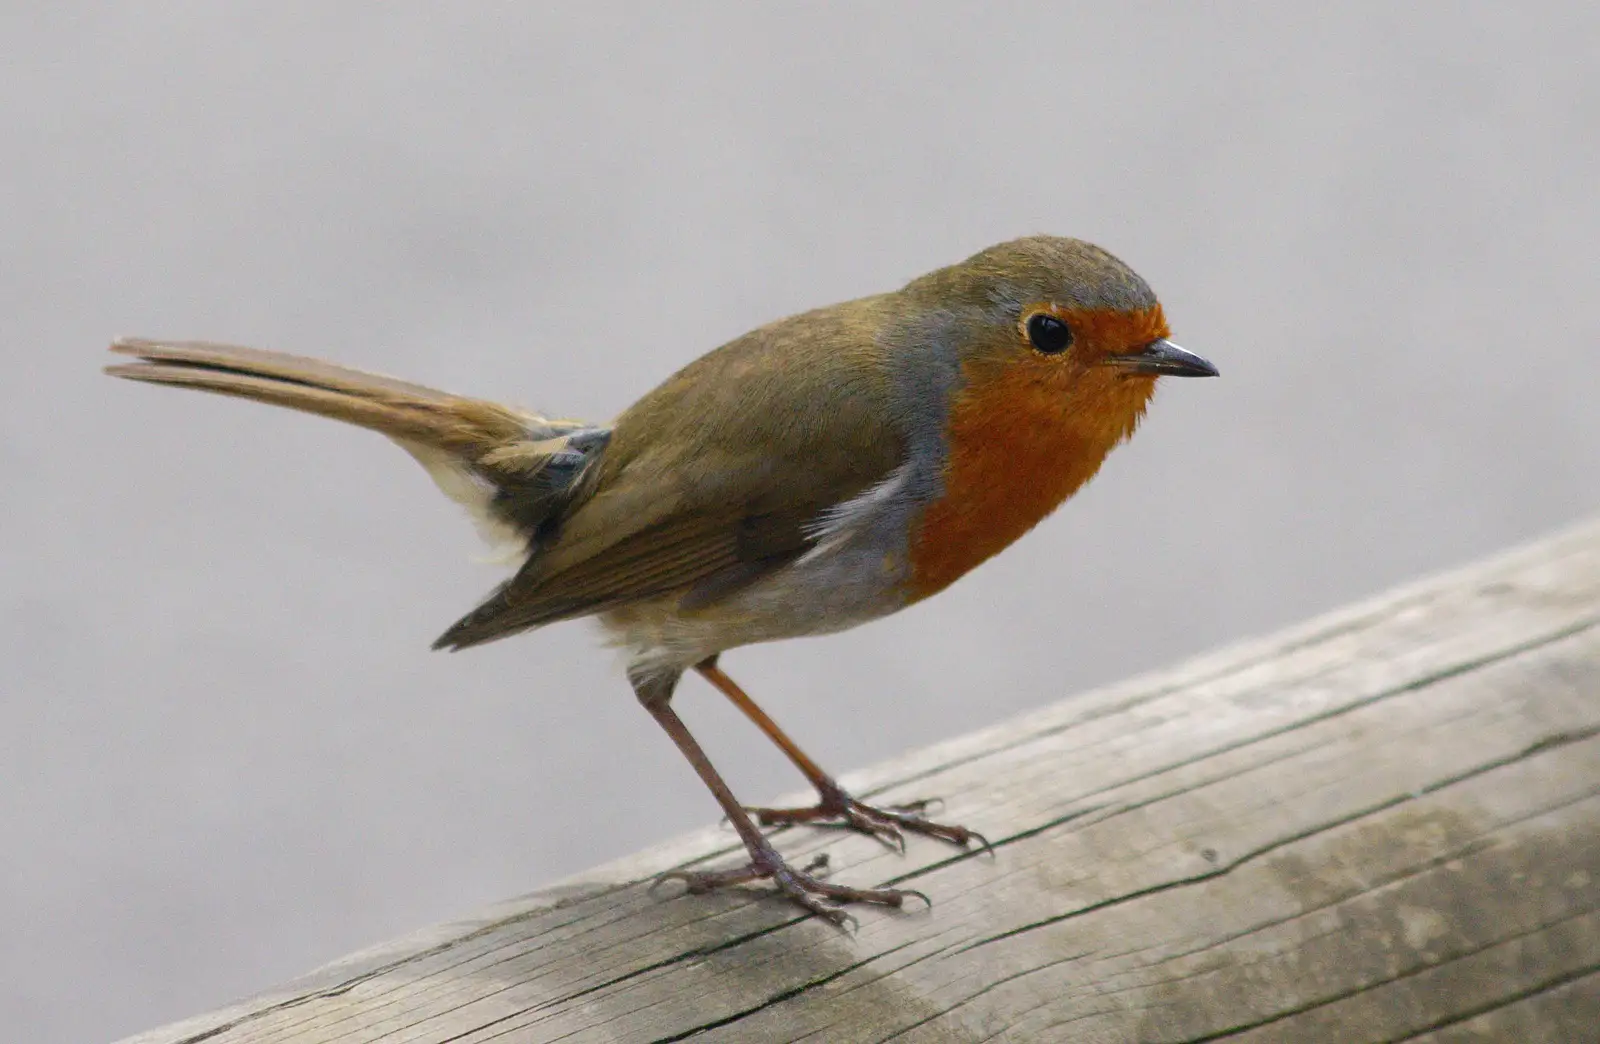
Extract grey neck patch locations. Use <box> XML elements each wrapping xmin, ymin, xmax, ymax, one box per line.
<box><xmin>876</xmin><ymin>305</ymin><xmax>976</xmax><ymax>511</ymax></box>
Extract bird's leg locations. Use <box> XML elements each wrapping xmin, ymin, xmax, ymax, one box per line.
<box><xmin>694</xmin><ymin>657</ymin><xmax>985</xmax><ymax>853</ymax></box>
<box><xmin>632</xmin><ymin>668</ymin><xmax>927</xmax><ymax>924</ymax></box>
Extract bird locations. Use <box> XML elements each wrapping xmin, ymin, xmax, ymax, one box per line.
<box><xmin>106</xmin><ymin>235</ymin><xmax>1217</xmax><ymax>924</ymax></box>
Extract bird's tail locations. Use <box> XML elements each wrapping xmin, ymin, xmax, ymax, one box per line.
<box><xmin>106</xmin><ymin>337</ymin><xmax>609</xmax><ymax>553</ymax></box>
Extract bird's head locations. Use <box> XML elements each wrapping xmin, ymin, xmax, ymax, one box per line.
<box><xmin>890</xmin><ymin>235</ymin><xmax>1216</xmax><ymax>463</ymax></box>
<box><xmin>904</xmin><ymin>233</ymin><xmax>1215</xmax><ymax>383</ymax></box>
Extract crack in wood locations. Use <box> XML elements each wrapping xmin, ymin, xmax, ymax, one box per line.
<box><xmin>868</xmin><ymin>948</ymin><xmax>1099</xmax><ymax>1043</ymax></box>
<box><xmin>1165</xmin><ymin>913</ymin><xmax>1600</xmax><ymax>1044</ymax></box>
<box><xmin>641</xmin><ymin>941</ymin><xmax>919</xmax><ymax>1044</ymax></box>
<box><xmin>1094</xmin><ymin>837</ymin><xmax>1502</xmax><ymax>988</ymax></box>
<box><xmin>1383</xmin><ymin>966</ymin><xmax>1600</xmax><ymax>1043</ymax></box>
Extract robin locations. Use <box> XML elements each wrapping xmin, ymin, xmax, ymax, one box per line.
<box><xmin>106</xmin><ymin>236</ymin><xmax>1216</xmax><ymax>923</ymax></box>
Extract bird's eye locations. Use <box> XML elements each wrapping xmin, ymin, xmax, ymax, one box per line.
<box><xmin>1025</xmin><ymin>313</ymin><xmax>1074</xmax><ymax>355</ymax></box>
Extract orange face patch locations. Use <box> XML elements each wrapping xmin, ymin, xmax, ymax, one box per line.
<box><xmin>905</xmin><ymin>305</ymin><xmax>1169</xmax><ymax>600</ymax></box>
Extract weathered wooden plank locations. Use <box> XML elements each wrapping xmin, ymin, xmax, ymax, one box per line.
<box><xmin>120</xmin><ymin>518</ymin><xmax>1600</xmax><ymax>1044</ymax></box>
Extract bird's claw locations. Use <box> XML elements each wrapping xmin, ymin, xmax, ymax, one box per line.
<box><xmin>747</xmin><ymin>789</ymin><xmax>983</xmax><ymax>853</ymax></box>
<box><xmin>654</xmin><ymin>847</ymin><xmax>927</xmax><ymax>927</ymax></box>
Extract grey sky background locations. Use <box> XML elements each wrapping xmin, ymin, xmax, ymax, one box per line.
<box><xmin>2</xmin><ymin>4</ymin><xmax>1596</xmax><ymax>1042</ymax></box>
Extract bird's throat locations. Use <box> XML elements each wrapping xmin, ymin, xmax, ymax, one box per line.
<box><xmin>905</xmin><ymin>365</ymin><xmax>1155</xmax><ymax>601</ymax></box>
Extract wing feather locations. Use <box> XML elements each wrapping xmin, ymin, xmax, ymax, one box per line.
<box><xmin>434</xmin><ymin>298</ymin><xmax>906</xmax><ymax>649</ymax></box>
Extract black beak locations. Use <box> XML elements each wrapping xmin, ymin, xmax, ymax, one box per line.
<box><xmin>1100</xmin><ymin>338</ymin><xmax>1219</xmax><ymax>378</ymax></box>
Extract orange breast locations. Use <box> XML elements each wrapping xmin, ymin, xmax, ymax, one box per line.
<box><xmin>906</xmin><ymin>348</ymin><xmax>1160</xmax><ymax>601</ymax></box>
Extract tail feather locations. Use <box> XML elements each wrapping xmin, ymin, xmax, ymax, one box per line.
<box><xmin>107</xmin><ymin>337</ymin><xmax>608</xmax><ymax>553</ymax></box>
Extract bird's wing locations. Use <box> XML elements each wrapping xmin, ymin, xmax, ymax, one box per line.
<box><xmin>434</xmin><ymin>302</ymin><xmax>905</xmax><ymax>649</ymax></box>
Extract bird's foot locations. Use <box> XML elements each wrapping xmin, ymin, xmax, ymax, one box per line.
<box><xmin>748</xmin><ymin>781</ymin><xmax>989</xmax><ymax>853</ymax></box>
<box><xmin>656</xmin><ymin>847</ymin><xmax>928</xmax><ymax>927</ymax></box>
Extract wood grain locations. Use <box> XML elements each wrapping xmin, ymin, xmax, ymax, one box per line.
<box><xmin>120</xmin><ymin>518</ymin><xmax>1600</xmax><ymax>1044</ymax></box>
